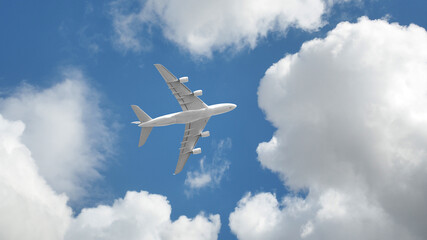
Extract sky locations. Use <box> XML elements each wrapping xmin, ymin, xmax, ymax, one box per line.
<box><xmin>1</xmin><ymin>0</ymin><xmax>427</xmax><ymax>239</ymax></box>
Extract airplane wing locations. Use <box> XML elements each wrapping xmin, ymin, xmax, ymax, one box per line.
<box><xmin>154</xmin><ymin>64</ymin><xmax>208</xmax><ymax>111</ymax></box>
<box><xmin>174</xmin><ymin>117</ymin><xmax>210</xmax><ymax>174</ymax></box>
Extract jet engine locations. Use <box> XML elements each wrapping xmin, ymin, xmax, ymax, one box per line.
<box><xmin>200</xmin><ymin>131</ymin><xmax>210</xmax><ymax>137</ymax></box>
<box><xmin>193</xmin><ymin>90</ymin><xmax>203</xmax><ymax>96</ymax></box>
<box><xmin>191</xmin><ymin>148</ymin><xmax>202</xmax><ymax>154</ymax></box>
<box><xmin>179</xmin><ymin>76</ymin><xmax>189</xmax><ymax>83</ymax></box>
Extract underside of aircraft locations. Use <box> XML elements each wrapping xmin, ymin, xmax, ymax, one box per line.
<box><xmin>131</xmin><ymin>64</ymin><xmax>236</xmax><ymax>174</ymax></box>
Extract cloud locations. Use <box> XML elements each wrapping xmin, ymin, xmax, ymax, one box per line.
<box><xmin>0</xmin><ymin>73</ymin><xmax>221</xmax><ymax>240</ymax></box>
<box><xmin>0</xmin><ymin>69</ymin><xmax>113</xmax><ymax>201</ymax></box>
<box><xmin>230</xmin><ymin>190</ymin><xmax>407</xmax><ymax>240</ymax></box>
<box><xmin>110</xmin><ymin>0</ymin><xmax>153</xmax><ymax>53</ymax></box>
<box><xmin>185</xmin><ymin>158</ymin><xmax>212</xmax><ymax>189</ymax></box>
<box><xmin>0</xmin><ymin>115</ymin><xmax>72</xmax><ymax>240</ymax></box>
<box><xmin>109</xmin><ymin>0</ymin><xmax>343</xmax><ymax>57</ymax></box>
<box><xmin>66</xmin><ymin>191</ymin><xmax>221</xmax><ymax>240</ymax></box>
<box><xmin>230</xmin><ymin>17</ymin><xmax>427</xmax><ymax>239</ymax></box>
<box><xmin>185</xmin><ymin>138</ymin><xmax>231</xmax><ymax>191</ymax></box>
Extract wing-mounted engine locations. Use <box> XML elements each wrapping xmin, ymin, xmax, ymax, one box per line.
<box><xmin>191</xmin><ymin>148</ymin><xmax>201</xmax><ymax>154</ymax></box>
<box><xmin>200</xmin><ymin>131</ymin><xmax>210</xmax><ymax>138</ymax></box>
<box><xmin>193</xmin><ymin>90</ymin><xmax>202</xmax><ymax>96</ymax></box>
<box><xmin>178</xmin><ymin>76</ymin><xmax>188</xmax><ymax>83</ymax></box>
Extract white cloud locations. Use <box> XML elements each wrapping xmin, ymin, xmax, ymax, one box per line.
<box><xmin>230</xmin><ymin>17</ymin><xmax>427</xmax><ymax>239</ymax></box>
<box><xmin>185</xmin><ymin>138</ymin><xmax>231</xmax><ymax>191</ymax></box>
<box><xmin>110</xmin><ymin>0</ymin><xmax>153</xmax><ymax>53</ymax></box>
<box><xmin>0</xmin><ymin>115</ymin><xmax>72</xmax><ymax>240</ymax></box>
<box><xmin>0</xmin><ymin>122</ymin><xmax>220</xmax><ymax>240</ymax></box>
<box><xmin>0</xmin><ymin>69</ymin><xmax>113</xmax><ymax>201</ymax></box>
<box><xmin>110</xmin><ymin>0</ymin><xmax>338</xmax><ymax>57</ymax></box>
<box><xmin>230</xmin><ymin>190</ymin><xmax>407</xmax><ymax>240</ymax></box>
<box><xmin>186</xmin><ymin>158</ymin><xmax>212</xmax><ymax>189</ymax></box>
<box><xmin>229</xmin><ymin>193</ymin><xmax>284</xmax><ymax>240</ymax></box>
<box><xmin>0</xmin><ymin>73</ymin><xmax>221</xmax><ymax>240</ymax></box>
<box><xmin>66</xmin><ymin>191</ymin><xmax>221</xmax><ymax>240</ymax></box>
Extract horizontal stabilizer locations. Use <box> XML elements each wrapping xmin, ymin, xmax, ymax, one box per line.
<box><xmin>131</xmin><ymin>105</ymin><xmax>152</xmax><ymax>123</ymax></box>
<box><xmin>139</xmin><ymin>127</ymin><xmax>153</xmax><ymax>147</ymax></box>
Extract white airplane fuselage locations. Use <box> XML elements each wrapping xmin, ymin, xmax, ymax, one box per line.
<box><xmin>138</xmin><ymin>103</ymin><xmax>236</xmax><ymax>127</ymax></box>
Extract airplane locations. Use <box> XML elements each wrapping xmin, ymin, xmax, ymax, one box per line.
<box><xmin>131</xmin><ymin>64</ymin><xmax>236</xmax><ymax>174</ymax></box>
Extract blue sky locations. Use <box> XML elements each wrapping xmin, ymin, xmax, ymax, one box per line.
<box><xmin>1</xmin><ymin>1</ymin><xmax>427</xmax><ymax>239</ymax></box>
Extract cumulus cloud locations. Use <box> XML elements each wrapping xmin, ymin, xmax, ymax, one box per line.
<box><xmin>185</xmin><ymin>138</ymin><xmax>231</xmax><ymax>191</ymax></box>
<box><xmin>0</xmin><ymin>73</ymin><xmax>221</xmax><ymax>240</ymax></box>
<box><xmin>230</xmin><ymin>17</ymin><xmax>427</xmax><ymax>239</ymax></box>
<box><xmin>0</xmin><ymin>119</ymin><xmax>220</xmax><ymax>240</ymax></box>
<box><xmin>66</xmin><ymin>191</ymin><xmax>221</xmax><ymax>240</ymax></box>
<box><xmin>230</xmin><ymin>190</ymin><xmax>408</xmax><ymax>240</ymax></box>
<box><xmin>0</xmin><ymin>115</ymin><xmax>72</xmax><ymax>240</ymax></box>
<box><xmin>0</xmin><ymin>69</ymin><xmax>113</xmax><ymax>201</ymax></box>
<box><xmin>110</xmin><ymin>0</ymin><xmax>337</xmax><ymax>57</ymax></box>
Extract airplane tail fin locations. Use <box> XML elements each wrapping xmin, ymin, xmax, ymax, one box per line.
<box><xmin>131</xmin><ymin>105</ymin><xmax>152</xmax><ymax>122</ymax></box>
<box><xmin>131</xmin><ymin>105</ymin><xmax>153</xmax><ymax>147</ymax></box>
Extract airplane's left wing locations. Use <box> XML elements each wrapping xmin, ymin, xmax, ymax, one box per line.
<box><xmin>174</xmin><ymin>117</ymin><xmax>210</xmax><ymax>174</ymax></box>
<box><xmin>154</xmin><ymin>64</ymin><xmax>207</xmax><ymax>111</ymax></box>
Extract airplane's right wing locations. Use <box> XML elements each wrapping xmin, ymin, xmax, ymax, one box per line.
<box><xmin>174</xmin><ymin>117</ymin><xmax>210</xmax><ymax>174</ymax></box>
<box><xmin>154</xmin><ymin>64</ymin><xmax>207</xmax><ymax>111</ymax></box>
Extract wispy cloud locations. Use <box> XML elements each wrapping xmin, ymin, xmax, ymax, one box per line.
<box><xmin>185</xmin><ymin>138</ymin><xmax>232</xmax><ymax>194</ymax></box>
<box><xmin>109</xmin><ymin>0</ymin><xmax>153</xmax><ymax>53</ymax></box>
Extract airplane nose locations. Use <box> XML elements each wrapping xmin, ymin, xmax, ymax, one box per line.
<box><xmin>231</xmin><ymin>104</ymin><xmax>237</xmax><ymax>110</ymax></box>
